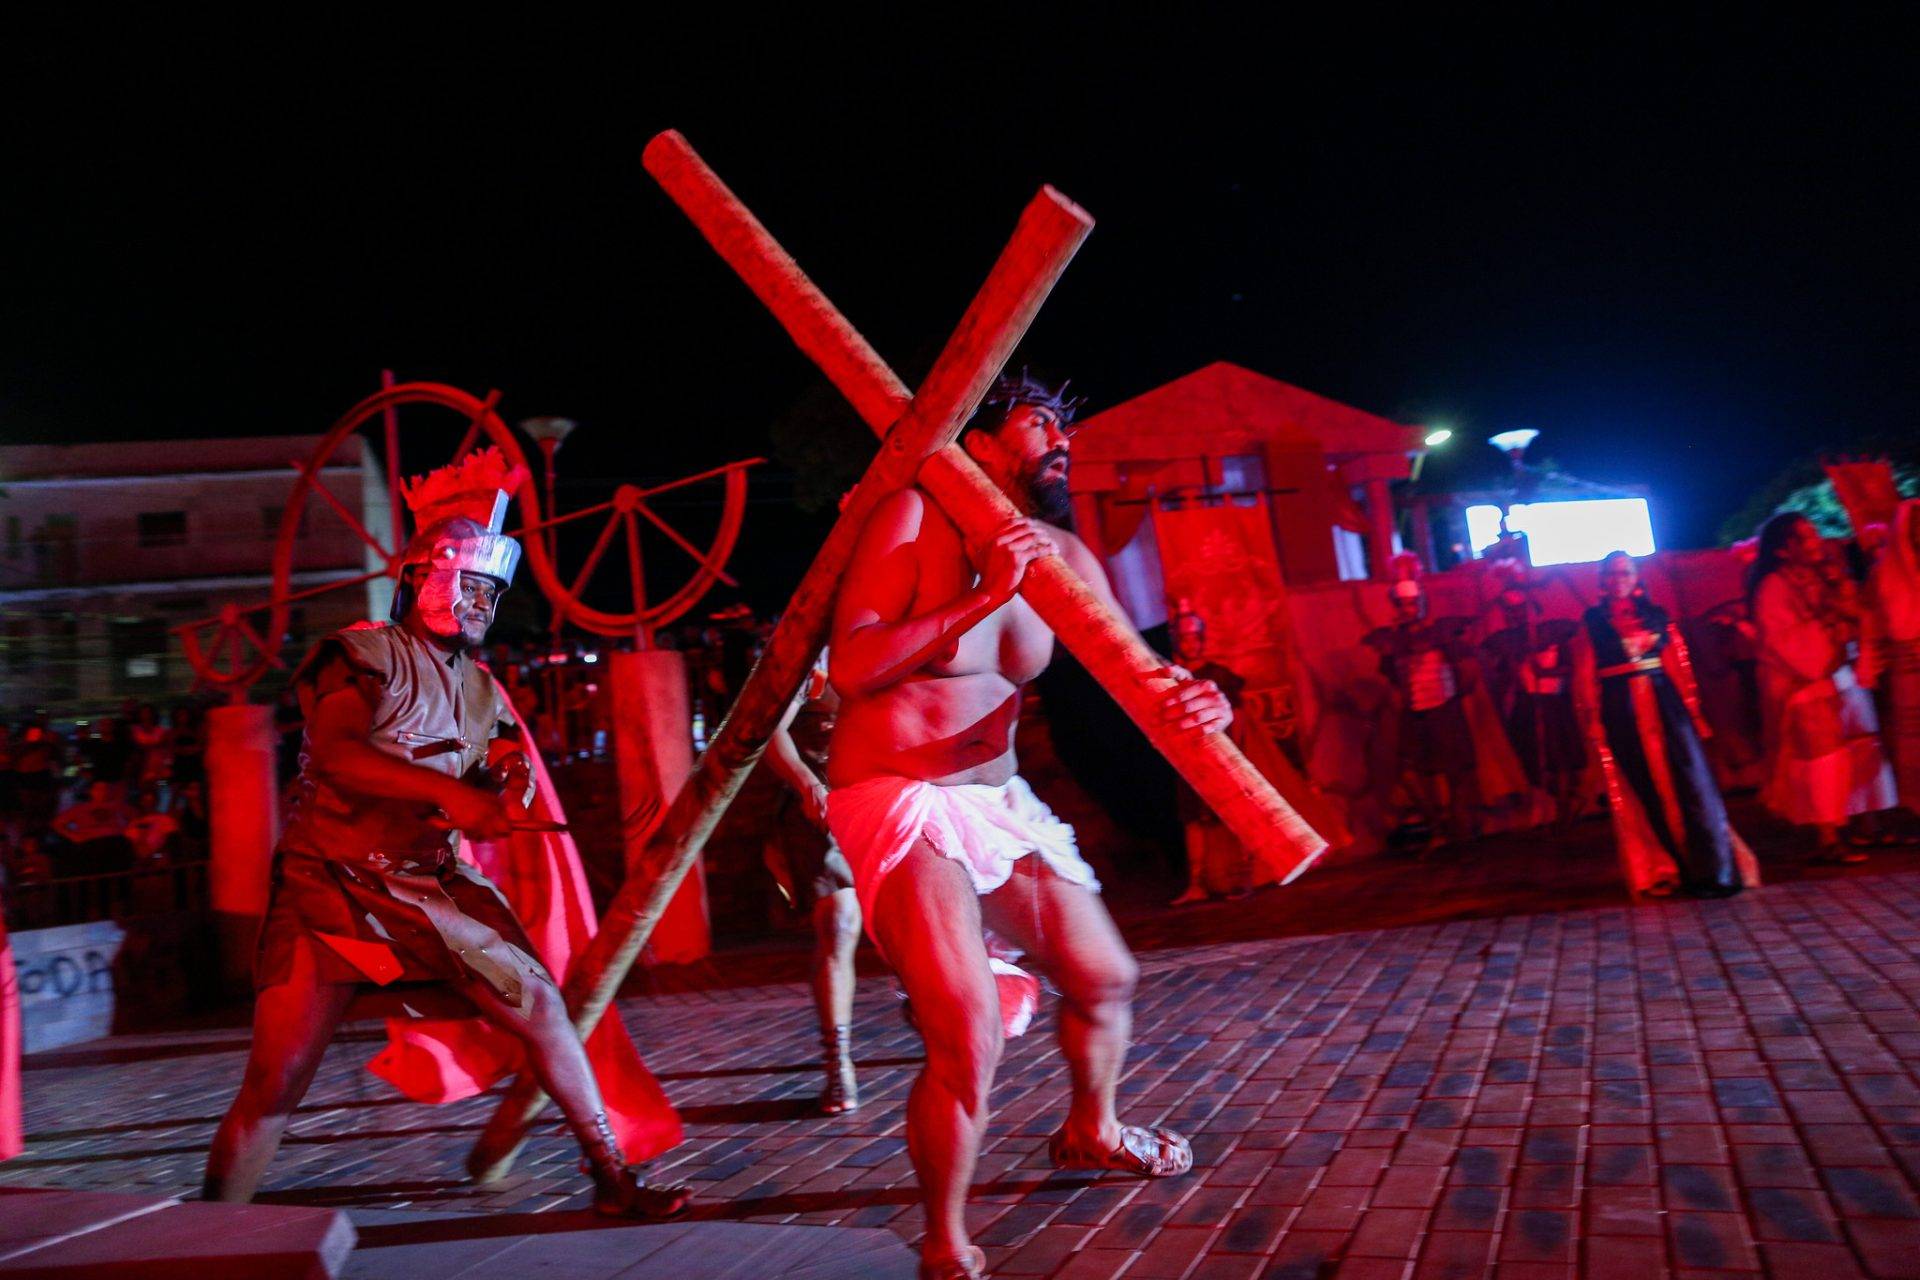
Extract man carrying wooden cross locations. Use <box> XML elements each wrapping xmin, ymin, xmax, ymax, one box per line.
<box><xmin>827</xmin><ymin>369</ymin><xmax>1230</xmax><ymax>1280</ymax></box>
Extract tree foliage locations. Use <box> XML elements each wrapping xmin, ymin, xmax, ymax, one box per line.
<box><xmin>1717</xmin><ymin>434</ymin><xmax>1920</xmax><ymax>545</ymax></box>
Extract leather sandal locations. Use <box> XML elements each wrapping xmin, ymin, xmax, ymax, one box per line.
<box><xmin>576</xmin><ymin>1110</ymin><xmax>692</xmax><ymax>1220</ymax></box>
<box><xmin>1049</xmin><ymin>1124</ymin><xmax>1193</xmax><ymax>1177</ymax></box>
<box><xmin>590</xmin><ymin>1167</ymin><xmax>693</xmax><ymax>1220</ymax></box>
<box><xmin>919</xmin><ymin>1245</ymin><xmax>987</xmax><ymax>1279</ymax></box>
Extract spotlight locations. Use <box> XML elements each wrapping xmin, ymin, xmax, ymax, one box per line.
<box><xmin>1423</xmin><ymin>428</ymin><xmax>1453</xmax><ymax>447</ymax></box>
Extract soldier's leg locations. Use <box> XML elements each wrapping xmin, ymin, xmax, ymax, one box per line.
<box><xmin>450</xmin><ymin>960</ymin><xmax>688</xmax><ymax>1218</ymax></box>
<box><xmin>204</xmin><ymin>940</ymin><xmax>356</xmax><ymax>1202</ymax></box>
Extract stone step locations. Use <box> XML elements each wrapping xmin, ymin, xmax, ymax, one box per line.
<box><xmin>342</xmin><ymin>1208</ymin><xmax>916</xmax><ymax>1279</ymax></box>
<box><xmin>0</xmin><ymin>1187</ymin><xmax>354</xmax><ymax>1278</ymax></box>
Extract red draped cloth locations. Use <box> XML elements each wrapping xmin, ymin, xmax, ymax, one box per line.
<box><xmin>366</xmin><ymin>689</ymin><xmax>683</xmax><ymax>1164</ymax></box>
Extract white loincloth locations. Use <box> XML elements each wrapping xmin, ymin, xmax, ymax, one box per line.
<box><xmin>826</xmin><ymin>774</ymin><xmax>1100</xmax><ymax>931</ymax></box>
<box><xmin>828</xmin><ymin>774</ymin><xmax>1095</xmax><ymax>1039</ymax></box>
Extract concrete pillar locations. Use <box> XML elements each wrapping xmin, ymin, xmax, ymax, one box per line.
<box><xmin>1365</xmin><ymin>477</ymin><xmax>1398</xmax><ymax>581</ymax></box>
<box><xmin>610</xmin><ymin>649</ymin><xmax>710</xmax><ymax>963</ymax></box>
<box><xmin>206</xmin><ymin>703</ymin><xmax>279</xmax><ymax>990</ymax></box>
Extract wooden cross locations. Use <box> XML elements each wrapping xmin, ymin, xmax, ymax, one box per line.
<box><xmin>467</xmin><ymin>131</ymin><xmax>1326</xmax><ymax>1180</ymax></box>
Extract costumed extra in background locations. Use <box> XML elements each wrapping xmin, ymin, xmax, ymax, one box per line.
<box><xmin>1865</xmin><ymin>498</ymin><xmax>1920</xmax><ymax>818</ymax></box>
<box><xmin>763</xmin><ymin>647</ymin><xmax>864</xmax><ymax>1114</ymax></box>
<box><xmin>1168</xmin><ymin>602</ymin><xmax>1346</xmax><ymax>903</ymax></box>
<box><xmin>1478</xmin><ymin>561</ymin><xmax>1589</xmax><ymax>828</ymax></box>
<box><xmin>1750</xmin><ymin>512</ymin><xmax>1897</xmax><ymax>857</ymax></box>
<box><xmin>1365</xmin><ymin>563</ymin><xmax>1527</xmax><ymax>850</ymax></box>
<box><xmin>1576</xmin><ymin>551</ymin><xmax>1759</xmax><ymax>898</ymax></box>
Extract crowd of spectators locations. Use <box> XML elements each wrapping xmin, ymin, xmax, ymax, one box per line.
<box><xmin>0</xmin><ymin>609</ymin><xmax>766</xmax><ymax>912</ymax></box>
<box><xmin>486</xmin><ymin>607</ymin><xmax>772</xmax><ymax>766</ymax></box>
<box><xmin>0</xmin><ymin>701</ymin><xmax>210</xmax><ymax>900</ymax></box>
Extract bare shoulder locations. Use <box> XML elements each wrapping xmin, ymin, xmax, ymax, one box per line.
<box><xmin>856</xmin><ymin>488</ymin><xmax>928</xmax><ymax>545</ymax></box>
<box><xmin>862</xmin><ymin>486</ymin><xmax>966</xmax><ymax>552</ymax></box>
<box><xmin>1047</xmin><ymin>522</ymin><xmax>1105</xmax><ymax>577</ymax></box>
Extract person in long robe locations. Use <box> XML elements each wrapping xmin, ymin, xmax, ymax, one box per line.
<box><xmin>1576</xmin><ymin>552</ymin><xmax>1760</xmax><ymax>898</ymax></box>
<box><xmin>1750</xmin><ymin>513</ymin><xmax>1897</xmax><ymax>858</ymax></box>
<box><xmin>1863</xmin><ymin>499</ymin><xmax>1920</xmax><ymax>824</ymax></box>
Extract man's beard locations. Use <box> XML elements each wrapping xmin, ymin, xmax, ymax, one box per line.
<box><xmin>1025</xmin><ymin>452</ymin><xmax>1073</xmax><ymax>524</ymax></box>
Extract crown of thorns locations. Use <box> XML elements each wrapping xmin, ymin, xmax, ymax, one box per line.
<box><xmin>980</xmin><ymin>368</ymin><xmax>1086</xmax><ymax>424</ymax></box>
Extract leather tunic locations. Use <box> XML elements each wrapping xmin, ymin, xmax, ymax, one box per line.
<box><xmin>279</xmin><ymin>624</ymin><xmax>511</xmax><ymax>872</ymax></box>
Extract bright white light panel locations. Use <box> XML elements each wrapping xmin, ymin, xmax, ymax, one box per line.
<box><xmin>1465</xmin><ymin>498</ymin><xmax>1656</xmax><ymax>566</ymax></box>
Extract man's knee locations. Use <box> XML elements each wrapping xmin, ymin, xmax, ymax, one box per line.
<box><xmin>237</xmin><ymin>1056</ymin><xmax>309</xmax><ymax>1117</ymax></box>
<box><xmin>522</xmin><ymin>973</ymin><xmax>572</xmax><ymax>1034</ymax></box>
<box><xmin>920</xmin><ymin>999</ymin><xmax>1002</xmax><ymax>1113</ymax></box>
<box><xmin>819</xmin><ymin>889</ymin><xmax>861</xmax><ymax>948</ymax></box>
<box><xmin>480</xmin><ymin>968</ymin><xmax>570</xmax><ymax>1044</ymax></box>
<box><xmin>1062</xmin><ymin>947</ymin><xmax>1139</xmax><ymax>1011</ymax></box>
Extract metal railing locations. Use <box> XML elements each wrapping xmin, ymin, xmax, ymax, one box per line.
<box><xmin>4</xmin><ymin>858</ymin><xmax>211</xmax><ymax>931</ymax></box>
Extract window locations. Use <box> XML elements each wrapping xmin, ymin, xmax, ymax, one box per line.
<box><xmin>33</xmin><ymin>515</ymin><xmax>78</xmax><ymax>585</ymax></box>
<box><xmin>4</xmin><ymin>619</ymin><xmax>30</xmax><ymax>673</ymax></box>
<box><xmin>137</xmin><ymin>511</ymin><xmax>189</xmax><ymax>548</ymax></box>
<box><xmin>110</xmin><ymin>619</ymin><xmax>169</xmax><ymax>695</ymax></box>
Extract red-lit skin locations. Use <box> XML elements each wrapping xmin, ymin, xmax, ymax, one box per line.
<box><xmin>829</xmin><ymin>401</ymin><xmax>1229</xmax><ymax>1268</ymax></box>
<box><xmin>1782</xmin><ymin>514</ymin><xmax>1826</xmax><ymax>571</ymax></box>
<box><xmin>766</xmin><ymin>687</ymin><xmax>862</xmax><ymax>1110</ymax></box>
<box><xmin>202</xmin><ymin>582</ymin><xmax>652</xmax><ymax>1208</ymax></box>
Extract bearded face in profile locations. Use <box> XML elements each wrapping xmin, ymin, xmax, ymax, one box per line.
<box><xmin>967</xmin><ymin>401</ymin><xmax>1075</xmax><ymax>525</ymax></box>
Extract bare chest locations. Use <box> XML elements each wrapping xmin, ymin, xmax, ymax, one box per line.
<box><xmin>914</xmin><ymin>527</ymin><xmax>1054</xmax><ymax>685</ymax></box>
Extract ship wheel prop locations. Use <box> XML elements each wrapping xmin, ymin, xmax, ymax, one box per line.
<box><xmin>173</xmin><ymin>376</ymin><xmax>760</xmax><ymax>696</ymax></box>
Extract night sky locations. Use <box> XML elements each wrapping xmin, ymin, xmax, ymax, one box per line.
<box><xmin>4</xmin><ymin>17</ymin><xmax>1913</xmax><ymax>618</ymax></box>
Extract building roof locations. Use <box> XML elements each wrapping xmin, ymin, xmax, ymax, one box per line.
<box><xmin>0</xmin><ymin>435</ymin><xmax>343</xmax><ymax>483</ymax></box>
<box><xmin>1072</xmin><ymin>362</ymin><xmax>1428</xmax><ymax>462</ymax></box>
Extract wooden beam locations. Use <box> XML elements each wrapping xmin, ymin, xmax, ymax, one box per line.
<box><xmin>651</xmin><ymin>129</ymin><xmax>1328</xmax><ymax>876</ymax></box>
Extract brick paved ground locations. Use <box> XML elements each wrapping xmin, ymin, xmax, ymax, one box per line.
<box><xmin>14</xmin><ymin>853</ymin><xmax>1920</xmax><ymax>1277</ymax></box>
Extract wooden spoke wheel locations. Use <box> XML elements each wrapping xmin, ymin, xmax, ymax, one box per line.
<box><xmin>177</xmin><ymin>377</ymin><xmax>759</xmax><ymax>693</ymax></box>
<box><xmin>528</xmin><ymin>459</ymin><xmax>755</xmax><ymax>639</ymax></box>
<box><xmin>178</xmin><ymin>380</ymin><xmax>531</xmax><ymax>695</ymax></box>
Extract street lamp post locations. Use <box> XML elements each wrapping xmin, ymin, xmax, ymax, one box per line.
<box><xmin>519</xmin><ymin>416</ymin><xmax>578</xmax><ymax>754</ymax></box>
<box><xmin>1487</xmin><ymin>428</ymin><xmax>1541</xmax><ymax>552</ymax></box>
<box><xmin>1488</xmin><ymin>428</ymin><xmax>1540</xmax><ymax>485</ymax></box>
<box><xmin>518</xmin><ymin>416</ymin><xmax>578</xmax><ymax>570</ymax></box>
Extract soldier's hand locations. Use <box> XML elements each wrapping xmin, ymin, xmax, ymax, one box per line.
<box><xmin>489</xmin><ymin>751</ymin><xmax>536</xmax><ymax>809</ymax></box>
<box><xmin>1160</xmin><ymin>671</ymin><xmax>1233</xmax><ymax>735</ymax></box>
<box><xmin>439</xmin><ymin>785</ymin><xmax>514</xmax><ymax>840</ymax></box>
<box><xmin>974</xmin><ymin>518</ymin><xmax>1056</xmax><ymax>605</ymax></box>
